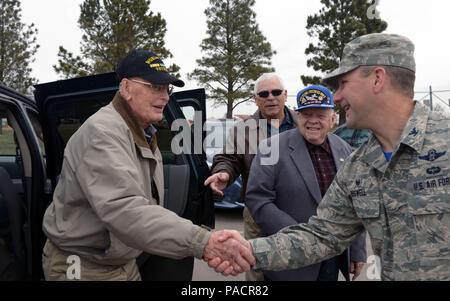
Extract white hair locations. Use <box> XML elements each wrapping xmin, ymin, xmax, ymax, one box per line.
<box><xmin>254</xmin><ymin>73</ymin><xmax>286</xmax><ymax>94</ymax></box>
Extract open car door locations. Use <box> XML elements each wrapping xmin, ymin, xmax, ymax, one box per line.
<box><xmin>0</xmin><ymin>85</ymin><xmax>47</xmax><ymax>280</ymax></box>
<box><xmin>33</xmin><ymin>72</ymin><xmax>214</xmax><ymax>280</ymax></box>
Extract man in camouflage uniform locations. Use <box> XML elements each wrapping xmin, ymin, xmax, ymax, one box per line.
<box><xmin>211</xmin><ymin>33</ymin><xmax>449</xmax><ymax>280</ymax></box>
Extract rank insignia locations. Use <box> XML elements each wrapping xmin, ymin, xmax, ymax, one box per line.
<box><xmin>409</xmin><ymin>127</ymin><xmax>419</xmax><ymax>137</ymax></box>
<box><xmin>419</xmin><ymin>149</ymin><xmax>446</xmax><ymax>162</ymax></box>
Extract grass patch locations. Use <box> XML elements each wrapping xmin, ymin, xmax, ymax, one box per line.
<box><xmin>0</xmin><ymin>127</ymin><xmax>16</xmax><ymax>155</ymax></box>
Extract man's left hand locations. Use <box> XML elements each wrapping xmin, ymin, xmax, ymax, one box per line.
<box><xmin>350</xmin><ymin>261</ymin><xmax>365</xmax><ymax>280</ymax></box>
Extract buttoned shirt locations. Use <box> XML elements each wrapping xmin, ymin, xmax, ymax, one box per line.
<box><xmin>265</xmin><ymin>107</ymin><xmax>294</xmax><ymax>138</ymax></box>
<box><xmin>305</xmin><ymin>138</ymin><xmax>337</xmax><ymax>197</ymax></box>
<box><xmin>144</xmin><ymin>125</ymin><xmax>159</xmax><ymax>203</ymax></box>
<box><xmin>144</xmin><ymin>125</ymin><xmax>157</xmax><ymax>151</ymax></box>
<box><xmin>250</xmin><ymin>102</ymin><xmax>450</xmax><ymax>280</ymax></box>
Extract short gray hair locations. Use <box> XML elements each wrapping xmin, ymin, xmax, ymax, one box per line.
<box><xmin>359</xmin><ymin>66</ymin><xmax>415</xmax><ymax>99</ymax></box>
<box><xmin>254</xmin><ymin>73</ymin><xmax>285</xmax><ymax>94</ymax></box>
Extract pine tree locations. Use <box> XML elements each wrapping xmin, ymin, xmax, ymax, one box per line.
<box><xmin>54</xmin><ymin>0</ymin><xmax>179</xmax><ymax>78</ymax></box>
<box><xmin>0</xmin><ymin>0</ymin><xmax>39</xmax><ymax>94</ymax></box>
<box><xmin>189</xmin><ymin>0</ymin><xmax>276</xmax><ymax>118</ymax></box>
<box><xmin>301</xmin><ymin>0</ymin><xmax>388</xmax><ymax>124</ymax></box>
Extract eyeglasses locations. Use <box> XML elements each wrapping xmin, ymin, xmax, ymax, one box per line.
<box><xmin>257</xmin><ymin>89</ymin><xmax>284</xmax><ymax>98</ymax></box>
<box><xmin>130</xmin><ymin>79</ymin><xmax>174</xmax><ymax>96</ymax></box>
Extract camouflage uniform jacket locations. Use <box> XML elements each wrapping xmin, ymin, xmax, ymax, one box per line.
<box><xmin>250</xmin><ymin>102</ymin><xmax>449</xmax><ymax>280</ymax></box>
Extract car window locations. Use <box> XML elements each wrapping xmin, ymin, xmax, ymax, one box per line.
<box><xmin>52</xmin><ymin>98</ymin><xmax>111</xmax><ymax>145</ymax></box>
<box><xmin>0</xmin><ymin>115</ymin><xmax>16</xmax><ymax>156</ymax></box>
<box><xmin>181</xmin><ymin>106</ymin><xmax>195</xmax><ymax>127</ymax></box>
<box><xmin>0</xmin><ymin>106</ymin><xmax>27</xmax><ymax>180</ymax></box>
<box><xmin>205</xmin><ymin>122</ymin><xmax>227</xmax><ymax>148</ymax></box>
<box><xmin>26</xmin><ymin>109</ymin><xmax>46</xmax><ymax>156</ymax></box>
<box><xmin>0</xmin><ymin>107</ymin><xmax>25</xmax><ymax>280</ymax></box>
<box><xmin>154</xmin><ymin>115</ymin><xmax>177</xmax><ymax>164</ymax></box>
<box><xmin>176</xmin><ymin>100</ymin><xmax>206</xmax><ymax>162</ymax></box>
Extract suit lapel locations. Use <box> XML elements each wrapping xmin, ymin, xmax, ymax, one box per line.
<box><xmin>289</xmin><ymin>130</ymin><xmax>322</xmax><ymax>205</ymax></box>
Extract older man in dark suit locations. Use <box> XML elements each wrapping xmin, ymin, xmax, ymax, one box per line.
<box><xmin>246</xmin><ymin>85</ymin><xmax>366</xmax><ymax>281</ymax></box>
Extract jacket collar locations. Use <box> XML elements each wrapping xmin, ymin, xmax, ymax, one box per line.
<box><xmin>397</xmin><ymin>102</ymin><xmax>429</xmax><ymax>153</ymax></box>
<box><xmin>111</xmin><ymin>91</ymin><xmax>150</xmax><ymax>150</ymax></box>
<box><xmin>251</xmin><ymin>107</ymin><xmax>299</xmax><ymax>126</ymax></box>
<box><xmin>287</xmin><ymin>130</ymin><xmax>349</xmax><ymax>204</ymax></box>
<box><xmin>288</xmin><ymin>129</ymin><xmax>322</xmax><ymax>204</ymax></box>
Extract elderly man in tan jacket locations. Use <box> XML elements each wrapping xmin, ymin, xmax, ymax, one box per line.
<box><xmin>42</xmin><ymin>50</ymin><xmax>254</xmax><ymax>281</ymax></box>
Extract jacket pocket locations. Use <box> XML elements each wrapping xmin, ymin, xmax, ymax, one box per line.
<box><xmin>352</xmin><ymin>196</ymin><xmax>383</xmax><ymax>252</ymax></box>
<box><xmin>407</xmin><ymin>196</ymin><xmax>450</xmax><ymax>216</ymax></box>
<box><xmin>408</xmin><ymin>197</ymin><xmax>450</xmax><ymax>278</ymax></box>
<box><xmin>352</xmin><ymin>196</ymin><xmax>380</xmax><ymax>218</ymax></box>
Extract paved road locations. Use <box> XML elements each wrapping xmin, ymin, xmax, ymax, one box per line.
<box><xmin>193</xmin><ymin>209</ymin><xmax>246</xmax><ymax>281</ymax></box>
<box><xmin>193</xmin><ymin>208</ymin><xmax>378</xmax><ymax>281</ymax></box>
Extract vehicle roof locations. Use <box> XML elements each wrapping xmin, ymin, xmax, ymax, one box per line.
<box><xmin>0</xmin><ymin>82</ymin><xmax>36</xmax><ymax>107</ymax></box>
<box><xmin>33</xmin><ymin>72</ymin><xmax>119</xmax><ymax>105</ymax></box>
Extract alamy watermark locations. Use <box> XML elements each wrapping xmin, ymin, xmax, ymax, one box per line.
<box><xmin>171</xmin><ymin>112</ymin><xmax>280</xmax><ymax>166</ymax></box>
<box><xmin>366</xmin><ymin>255</ymin><xmax>382</xmax><ymax>280</ymax></box>
<box><xmin>66</xmin><ymin>255</ymin><xmax>81</xmax><ymax>280</ymax></box>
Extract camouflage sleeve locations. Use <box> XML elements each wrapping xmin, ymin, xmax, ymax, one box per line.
<box><xmin>249</xmin><ymin>169</ymin><xmax>365</xmax><ymax>271</ymax></box>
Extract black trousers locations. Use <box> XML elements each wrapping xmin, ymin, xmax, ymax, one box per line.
<box><xmin>317</xmin><ymin>256</ymin><xmax>340</xmax><ymax>281</ymax></box>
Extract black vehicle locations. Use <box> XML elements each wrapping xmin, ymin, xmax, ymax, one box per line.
<box><xmin>0</xmin><ymin>72</ymin><xmax>214</xmax><ymax>281</ymax></box>
<box><xmin>332</xmin><ymin>124</ymin><xmax>372</xmax><ymax>150</ymax></box>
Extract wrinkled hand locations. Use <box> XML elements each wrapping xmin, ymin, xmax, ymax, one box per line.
<box><xmin>204</xmin><ymin>172</ymin><xmax>229</xmax><ymax>196</ymax></box>
<box><xmin>350</xmin><ymin>261</ymin><xmax>365</xmax><ymax>280</ymax></box>
<box><xmin>203</xmin><ymin>230</ymin><xmax>255</xmax><ymax>276</ymax></box>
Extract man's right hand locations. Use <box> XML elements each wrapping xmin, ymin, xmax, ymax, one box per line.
<box><xmin>203</xmin><ymin>230</ymin><xmax>255</xmax><ymax>276</ymax></box>
<box><xmin>204</xmin><ymin>172</ymin><xmax>229</xmax><ymax>196</ymax></box>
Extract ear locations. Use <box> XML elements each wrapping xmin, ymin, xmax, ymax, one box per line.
<box><xmin>330</xmin><ymin>111</ymin><xmax>337</xmax><ymax>125</ymax></box>
<box><xmin>120</xmin><ymin>78</ymin><xmax>132</xmax><ymax>100</ymax></box>
<box><xmin>372</xmin><ymin>67</ymin><xmax>387</xmax><ymax>94</ymax></box>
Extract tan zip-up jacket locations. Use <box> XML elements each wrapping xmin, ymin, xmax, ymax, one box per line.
<box><xmin>42</xmin><ymin>92</ymin><xmax>210</xmax><ymax>266</ymax></box>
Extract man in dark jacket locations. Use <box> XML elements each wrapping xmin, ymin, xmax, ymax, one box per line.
<box><xmin>205</xmin><ymin>73</ymin><xmax>298</xmax><ymax>280</ymax></box>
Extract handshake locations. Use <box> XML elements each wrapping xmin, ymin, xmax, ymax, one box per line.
<box><xmin>202</xmin><ymin>230</ymin><xmax>255</xmax><ymax>276</ymax></box>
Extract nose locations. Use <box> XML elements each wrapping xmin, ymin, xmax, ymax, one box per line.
<box><xmin>162</xmin><ymin>91</ymin><xmax>170</xmax><ymax>102</ymax></box>
<box><xmin>308</xmin><ymin>116</ymin><xmax>320</xmax><ymax>124</ymax></box>
<box><xmin>264</xmin><ymin>91</ymin><xmax>275</xmax><ymax>100</ymax></box>
<box><xmin>333</xmin><ymin>88</ymin><xmax>343</xmax><ymax>104</ymax></box>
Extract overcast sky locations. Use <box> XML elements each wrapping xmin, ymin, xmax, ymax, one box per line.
<box><xmin>20</xmin><ymin>0</ymin><xmax>450</xmax><ymax>117</ymax></box>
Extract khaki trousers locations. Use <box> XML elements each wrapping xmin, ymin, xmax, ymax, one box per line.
<box><xmin>42</xmin><ymin>240</ymin><xmax>141</xmax><ymax>281</ymax></box>
<box><xmin>243</xmin><ymin>206</ymin><xmax>264</xmax><ymax>281</ymax></box>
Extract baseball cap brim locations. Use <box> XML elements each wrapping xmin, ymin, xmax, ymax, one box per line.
<box><xmin>322</xmin><ymin>65</ymin><xmax>359</xmax><ymax>89</ymax></box>
<box><xmin>141</xmin><ymin>71</ymin><xmax>185</xmax><ymax>87</ymax></box>
<box><xmin>295</xmin><ymin>104</ymin><xmax>335</xmax><ymax>111</ymax></box>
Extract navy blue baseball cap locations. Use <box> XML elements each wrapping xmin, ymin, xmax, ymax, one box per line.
<box><xmin>296</xmin><ymin>85</ymin><xmax>334</xmax><ymax>111</ymax></box>
<box><xmin>116</xmin><ymin>49</ymin><xmax>185</xmax><ymax>87</ymax></box>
